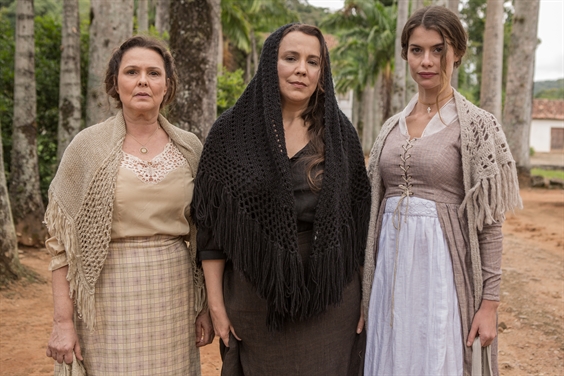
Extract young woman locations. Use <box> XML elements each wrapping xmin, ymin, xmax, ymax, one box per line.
<box><xmin>192</xmin><ymin>24</ymin><xmax>371</xmax><ymax>375</ymax></box>
<box><xmin>362</xmin><ymin>6</ymin><xmax>521</xmax><ymax>376</ymax></box>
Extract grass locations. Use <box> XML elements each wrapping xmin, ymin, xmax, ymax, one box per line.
<box><xmin>531</xmin><ymin>168</ymin><xmax>564</xmax><ymax>180</ymax></box>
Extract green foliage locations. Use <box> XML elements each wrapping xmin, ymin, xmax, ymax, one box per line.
<box><xmin>534</xmin><ymin>79</ymin><xmax>564</xmax><ymax>99</ymax></box>
<box><xmin>531</xmin><ymin>168</ymin><xmax>564</xmax><ymax>180</ymax></box>
<box><xmin>0</xmin><ymin>9</ymin><xmax>14</xmax><ymax>177</ymax></box>
<box><xmin>321</xmin><ymin>0</ymin><xmax>395</xmax><ymax>94</ymax></box>
<box><xmin>217</xmin><ymin>69</ymin><xmax>246</xmax><ymax>116</ymax></box>
<box><xmin>34</xmin><ymin>15</ymin><xmax>62</xmax><ymax>202</ymax></box>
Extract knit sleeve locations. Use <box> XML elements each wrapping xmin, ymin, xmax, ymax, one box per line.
<box><xmin>478</xmin><ymin>222</ymin><xmax>503</xmax><ymax>301</ymax></box>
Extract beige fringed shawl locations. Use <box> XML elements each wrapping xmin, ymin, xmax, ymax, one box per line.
<box><xmin>44</xmin><ymin>111</ymin><xmax>205</xmax><ymax>330</ymax></box>
<box><xmin>362</xmin><ymin>89</ymin><xmax>522</xmax><ymax>315</ymax></box>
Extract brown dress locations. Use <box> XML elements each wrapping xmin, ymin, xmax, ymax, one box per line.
<box><xmin>199</xmin><ymin>144</ymin><xmax>365</xmax><ymax>376</ymax></box>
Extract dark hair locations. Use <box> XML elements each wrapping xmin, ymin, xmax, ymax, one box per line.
<box><xmin>401</xmin><ymin>6</ymin><xmax>467</xmax><ymax>99</ymax></box>
<box><xmin>104</xmin><ymin>35</ymin><xmax>178</xmax><ymax>109</ymax></box>
<box><xmin>280</xmin><ymin>24</ymin><xmax>327</xmax><ymax>191</ymax></box>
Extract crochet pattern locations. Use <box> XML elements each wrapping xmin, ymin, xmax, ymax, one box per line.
<box><xmin>121</xmin><ymin>142</ymin><xmax>188</xmax><ymax>184</ymax></box>
<box><xmin>45</xmin><ymin>112</ymin><xmax>204</xmax><ymax>329</ymax></box>
<box><xmin>362</xmin><ymin>90</ymin><xmax>522</xmax><ymax>318</ymax></box>
<box><xmin>191</xmin><ymin>24</ymin><xmax>371</xmax><ymax>329</ymax></box>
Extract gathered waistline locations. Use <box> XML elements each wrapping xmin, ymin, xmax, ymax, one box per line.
<box><xmin>384</xmin><ymin>196</ymin><xmax>438</xmax><ymax>218</ymax></box>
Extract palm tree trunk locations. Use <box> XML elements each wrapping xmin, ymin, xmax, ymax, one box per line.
<box><xmin>155</xmin><ymin>0</ymin><xmax>170</xmax><ymax>35</ymax></box>
<box><xmin>480</xmin><ymin>0</ymin><xmax>504</xmax><ymax>120</ymax></box>
<box><xmin>169</xmin><ymin>0</ymin><xmax>220</xmax><ymax>141</ymax></box>
<box><xmin>503</xmin><ymin>0</ymin><xmax>540</xmax><ymax>185</ymax></box>
<box><xmin>137</xmin><ymin>0</ymin><xmax>149</xmax><ymax>33</ymax></box>
<box><xmin>86</xmin><ymin>0</ymin><xmax>134</xmax><ymax>126</ymax></box>
<box><xmin>361</xmin><ymin>84</ymin><xmax>375</xmax><ymax>154</ymax></box>
<box><xmin>391</xmin><ymin>0</ymin><xmax>409</xmax><ymax>114</ymax></box>
<box><xmin>448</xmin><ymin>0</ymin><xmax>460</xmax><ymax>89</ymax></box>
<box><xmin>57</xmin><ymin>0</ymin><xmax>82</xmax><ymax>162</ymax></box>
<box><xmin>10</xmin><ymin>0</ymin><xmax>47</xmax><ymax>247</ymax></box>
<box><xmin>0</xmin><ymin>129</ymin><xmax>21</xmax><ymax>284</ymax></box>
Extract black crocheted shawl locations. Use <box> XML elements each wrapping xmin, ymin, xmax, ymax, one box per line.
<box><xmin>191</xmin><ymin>23</ymin><xmax>371</xmax><ymax>329</ymax></box>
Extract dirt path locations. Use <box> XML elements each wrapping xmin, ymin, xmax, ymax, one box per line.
<box><xmin>1</xmin><ymin>188</ymin><xmax>562</xmax><ymax>375</ymax></box>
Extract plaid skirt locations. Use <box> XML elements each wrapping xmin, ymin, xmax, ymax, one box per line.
<box><xmin>56</xmin><ymin>235</ymin><xmax>200</xmax><ymax>376</ymax></box>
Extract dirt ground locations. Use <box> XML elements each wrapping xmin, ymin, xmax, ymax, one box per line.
<box><xmin>0</xmin><ymin>188</ymin><xmax>562</xmax><ymax>376</ymax></box>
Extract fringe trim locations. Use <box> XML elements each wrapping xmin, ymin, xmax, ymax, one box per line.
<box><xmin>188</xmin><ymin>222</ymin><xmax>206</xmax><ymax>315</ymax></box>
<box><xmin>44</xmin><ymin>195</ymin><xmax>97</xmax><ymax>331</ymax></box>
<box><xmin>192</xmin><ymin>173</ymin><xmax>368</xmax><ymax>330</ymax></box>
<box><xmin>458</xmin><ymin>161</ymin><xmax>522</xmax><ymax>309</ymax></box>
<box><xmin>458</xmin><ymin>161</ymin><xmax>523</xmax><ymax>232</ymax></box>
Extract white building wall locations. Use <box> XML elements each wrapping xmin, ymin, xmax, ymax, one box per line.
<box><xmin>530</xmin><ymin>119</ymin><xmax>564</xmax><ymax>152</ymax></box>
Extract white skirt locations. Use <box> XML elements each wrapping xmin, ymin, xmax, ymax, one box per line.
<box><xmin>364</xmin><ymin>196</ymin><xmax>463</xmax><ymax>375</ymax></box>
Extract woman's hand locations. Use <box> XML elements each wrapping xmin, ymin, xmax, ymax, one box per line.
<box><xmin>46</xmin><ymin>320</ymin><xmax>82</xmax><ymax>364</ymax></box>
<box><xmin>195</xmin><ymin>309</ymin><xmax>215</xmax><ymax>347</ymax></box>
<box><xmin>466</xmin><ymin>299</ymin><xmax>499</xmax><ymax>347</ymax></box>
<box><xmin>356</xmin><ymin>303</ymin><xmax>365</xmax><ymax>334</ymax></box>
<box><xmin>201</xmin><ymin>259</ymin><xmax>241</xmax><ymax>347</ymax></box>
<box><xmin>47</xmin><ymin>266</ymin><xmax>82</xmax><ymax>364</ymax></box>
<box><xmin>209</xmin><ymin>304</ymin><xmax>240</xmax><ymax>347</ymax></box>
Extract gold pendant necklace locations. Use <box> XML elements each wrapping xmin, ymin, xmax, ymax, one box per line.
<box><xmin>127</xmin><ymin>125</ymin><xmax>160</xmax><ymax>154</ymax></box>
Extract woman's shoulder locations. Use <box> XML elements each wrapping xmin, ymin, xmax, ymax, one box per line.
<box><xmin>455</xmin><ymin>91</ymin><xmax>499</xmax><ymax>127</ymax></box>
<box><xmin>67</xmin><ymin>115</ymin><xmax>119</xmax><ymax>150</ymax></box>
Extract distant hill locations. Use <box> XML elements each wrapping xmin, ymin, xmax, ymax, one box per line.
<box><xmin>534</xmin><ymin>79</ymin><xmax>564</xmax><ymax>99</ymax></box>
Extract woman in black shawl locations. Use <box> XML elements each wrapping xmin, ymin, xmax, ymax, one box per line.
<box><xmin>192</xmin><ymin>23</ymin><xmax>371</xmax><ymax>375</ymax></box>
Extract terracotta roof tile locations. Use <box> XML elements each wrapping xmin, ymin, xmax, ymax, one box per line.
<box><xmin>532</xmin><ymin>99</ymin><xmax>564</xmax><ymax>120</ymax></box>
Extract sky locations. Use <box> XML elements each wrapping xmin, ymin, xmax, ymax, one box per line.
<box><xmin>308</xmin><ymin>0</ymin><xmax>564</xmax><ymax>82</ymax></box>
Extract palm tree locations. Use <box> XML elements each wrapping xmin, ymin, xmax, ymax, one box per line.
<box><xmin>480</xmin><ymin>0</ymin><xmax>504</xmax><ymax>120</ymax></box>
<box><xmin>10</xmin><ymin>0</ymin><xmax>47</xmax><ymax>246</ymax></box>
<box><xmin>220</xmin><ymin>0</ymin><xmax>297</xmax><ymax>81</ymax></box>
<box><xmin>321</xmin><ymin>0</ymin><xmax>395</xmax><ymax>151</ymax></box>
<box><xmin>503</xmin><ymin>0</ymin><xmax>540</xmax><ymax>183</ymax></box>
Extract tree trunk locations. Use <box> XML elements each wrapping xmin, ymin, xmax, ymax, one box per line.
<box><xmin>57</xmin><ymin>0</ymin><xmax>82</xmax><ymax>162</ymax></box>
<box><xmin>351</xmin><ymin>89</ymin><xmax>362</xmax><ymax>133</ymax></box>
<box><xmin>251</xmin><ymin>29</ymin><xmax>258</xmax><ymax>75</ymax></box>
<box><xmin>412</xmin><ymin>0</ymin><xmax>424</xmax><ymax>12</ymax></box>
<box><xmin>503</xmin><ymin>0</ymin><xmax>540</xmax><ymax>185</ymax></box>
<box><xmin>361</xmin><ymin>84</ymin><xmax>375</xmax><ymax>154</ymax></box>
<box><xmin>0</xmin><ymin>129</ymin><xmax>21</xmax><ymax>285</ymax></box>
<box><xmin>155</xmin><ymin>0</ymin><xmax>170</xmax><ymax>35</ymax></box>
<box><xmin>480</xmin><ymin>0</ymin><xmax>504</xmax><ymax>120</ymax></box>
<box><xmin>137</xmin><ymin>0</ymin><xmax>149</xmax><ymax>33</ymax></box>
<box><xmin>448</xmin><ymin>0</ymin><xmax>460</xmax><ymax>89</ymax></box>
<box><xmin>169</xmin><ymin>0</ymin><xmax>220</xmax><ymax>141</ymax></box>
<box><xmin>244</xmin><ymin>53</ymin><xmax>252</xmax><ymax>84</ymax></box>
<box><xmin>86</xmin><ymin>0</ymin><xmax>134</xmax><ymax>126</ymax></box>
<box><xmin>391</xmin><ymin>0</ymin><xmax>409</xmax><ymax>114</ymax></box>
<box><xmin>10</xmin><ymin>0</ymin><xmax>47</xmax><ymax>247</ymax></box>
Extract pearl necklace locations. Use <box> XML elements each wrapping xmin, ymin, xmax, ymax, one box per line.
<box><xmin>127</xmin><ymin>125</ymin><xmax>160</xmax><ymax>154</ymax></box>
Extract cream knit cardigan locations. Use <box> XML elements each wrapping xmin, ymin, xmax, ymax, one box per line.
<box><xmin>44</xmin><ymin>111</ymin><xmax>204</xmax><ymax>330</ymax></box>
<box><xmin>362</xmin><ymin>90</ymin><xmax>522</xmax><ymax>316</ymax></box>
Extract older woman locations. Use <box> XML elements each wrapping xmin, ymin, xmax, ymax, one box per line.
<box><xmin>362</xmin><ymin>6</ymin><xmax>522</xmax><ymax>376</ymax></box>
<box><xmin>45</xmin><ymin>35</ymin><xmax>213</xmax><ymax>375</ymax></box>
<box><xmin>191</xmin><ymin>24</ymin><xmax>371</xmax><ymax>375</ymax></box>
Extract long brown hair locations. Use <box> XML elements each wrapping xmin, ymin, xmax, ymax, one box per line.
<box><xmin>280</xmin><ymin>24</ymin><xmax>327</xmax><ymax>191</ymax></box>
<box><xmin>401</xmin><ymin>6</ymin><xmax>467</xmax><ymax>104</ymax></box>
<box><xmin>104</xmin><ymin>35</ymin><xmax>178</xmax><ymax>109</ymax></box>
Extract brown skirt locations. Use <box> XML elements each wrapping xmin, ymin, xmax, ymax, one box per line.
<box><xmin>220</xmin><ymin>231</ymin><xmax>366</xmax><ymax>376</ymax></box>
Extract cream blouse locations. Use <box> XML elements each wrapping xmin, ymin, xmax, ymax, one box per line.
<box><xmin>47</xmin><ymin>142</ymin><xmax>194</xmax><ymax>271</ymax></box>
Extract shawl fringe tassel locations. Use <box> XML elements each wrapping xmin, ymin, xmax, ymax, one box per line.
<box><xmin>44</xmin><ymin>196</ymin><xmax>97</xmax><ymax>331</ymax></box>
